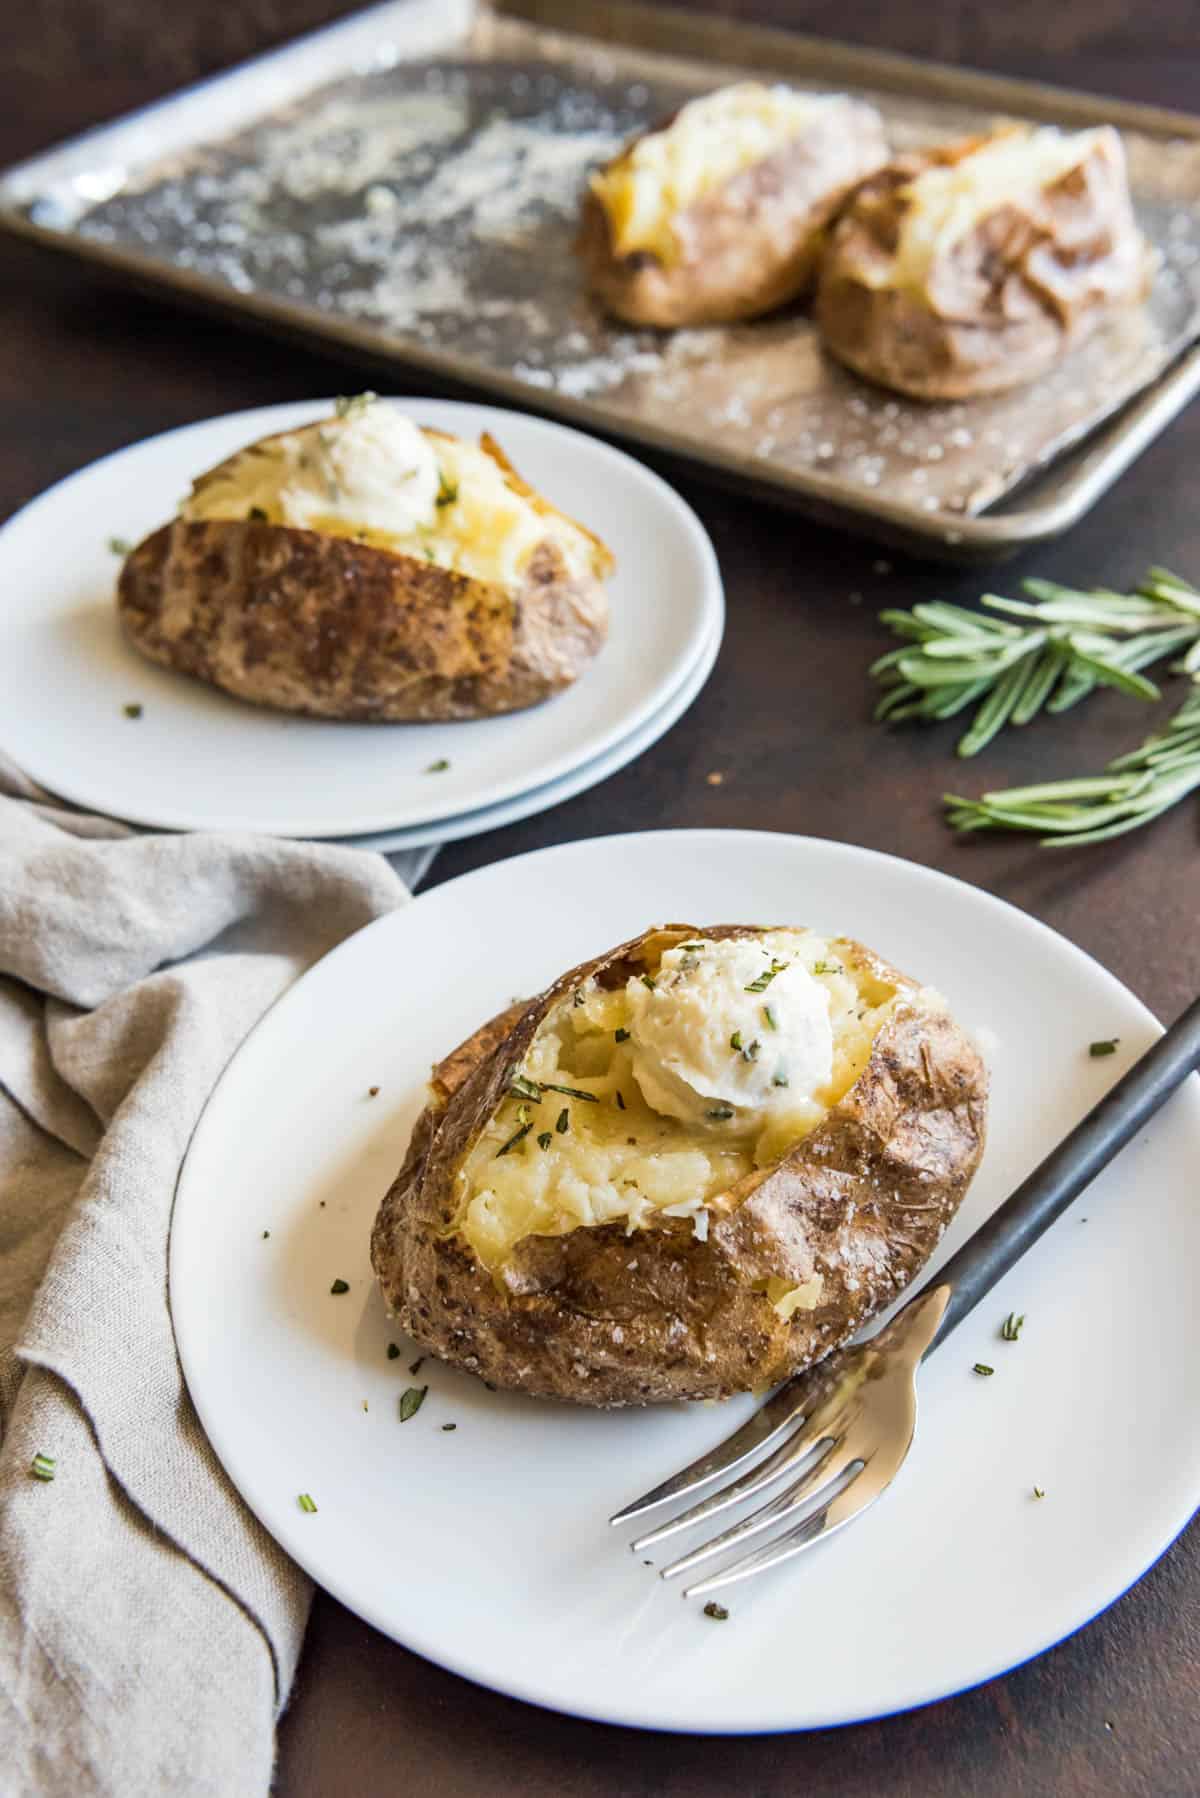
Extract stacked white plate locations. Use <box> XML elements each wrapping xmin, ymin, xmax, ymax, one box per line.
<box><xmin>0</xmin><ymin>400</ymin><xmax>724</xmax><ymax>850</ymax></box>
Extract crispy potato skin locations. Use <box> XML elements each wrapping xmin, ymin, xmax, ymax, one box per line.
<box><xmin>116</xmin><ymin>432</ymin><xmax>610</xmax><ymax>722</ymax></box>
<box><xmin>371</xmin><ymin>926</ymin><xmax>988</xmax><ymax>1407</ymax></box>
<box><xmin>816</xmin><ymin>129</ymin><xmax>1151</xmax><ymax>401</ymax></box>
<box><xmin>577</xmin><ymin>99</ymin><xmax>888</xmax><ymax>328</ymax></box>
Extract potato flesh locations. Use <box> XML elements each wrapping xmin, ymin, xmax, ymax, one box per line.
<box><xmin>182</xmin><ymin>417</ymin><xmax>598</xmax><ymax>590</ymax></box>
<box><xmin>456</xmin><ymin>931</ymin><xmax>901</xmax><ymax>1274</ymax></box>
<box><xmin>874</xmin><ymin>126</ymin><xmax>1109</xmax><ymax>294</ymax></box>
<box><xmin>590</xmin><ymin>84</ymin><xmax>839</xmax><ymax>266</ymax></box>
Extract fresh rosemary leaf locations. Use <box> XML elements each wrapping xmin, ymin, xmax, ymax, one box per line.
<box><xmin>874</xmin><ymin>568</ymin><xmax>1200</xmax><ymax>756</ymax></box>
<box><xmin>399</xmin><ymin>1386</ymin><xmax>427</xmax><ymax>1422</ymax></box>
<box><xmin>945</xmin><ymin>686</ymin><xmax>1200</xmax><ymax>847</ymax></box>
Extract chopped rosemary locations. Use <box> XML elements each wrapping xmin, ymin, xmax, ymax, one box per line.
<box><xmin>973</xmin><ymin>1363</ymin><xmax>995</xmax><ymax>1377</ymax></box>
<box><xmin>702</xmin><ymin>1601</ymin><xmax>730</xmax><ymax>1621</ymax></box>
<box><xmin>537</xmin><ymin>1130</ymin><xmax>553</xmax><ymax>1150</ymax></box>
<box><xmin>122</xmin><ymin>703</ymin><xmax>143</xmax><ymax>719</ymax></box>
<box><xmin>555</xmin><ymin>1107</ymin><xmax>570</xmax><ymax>1135</ymax></box>
<box><xmin>640</xmin><ymin>973</ymin><xmax>657</xmax><ymax>991</ymax></box>
<box><xmin>30</xmin><ymin>1453</ymin><xmax>56</xmax><ymax>1482</ymax></box>
<box><xmin>107</xmin><ymin>536</ymin><xmax>132</xmax><ymax>556</ymax></box>
<box><xmin>615</xmin><ymin>1027</ymin><xmax>630</xmax><ymax>1043</ymax></box>
<box><xmin>707</xmin><ymin>1105</ymin><xmax>735</xmax><ymax>1121</ymax></box>
<box><xmin>399</xmin><ymin>1385</ymin><xmax>428</xmax><ymax>1422</ymax></box>
<box><xmin>946</xmin><ymin>686</ymin><xmax>1200</xmax><ymax>846</ymax></box>
<box><xmin>730</xmin><ymin>1031</ymin><xmax>743</xmax><ymax>1052</ymax></box>
<box><xmin>1001</xmin><ymin>1312</ymin><xmax>1025</xmax><ymax>1341</ymax></box>
<box><xmin>1033</xmin><ymin>1486</ymin><xmax>1046</xmax><ymax>1500</ymax></box>
<box><xmin>678</xmin><ymin>943</ymin><xmax>707</xmax><ymax>951</ymax></box>
<box><xmin>262</xmin><ymin>1229</ymin><xmax>270</xmax><ymax>1240</ymax></box>
<box><xmin>508</xmin><ymin>1073</ymin><xmax>543</xmax><ymax>1103</ymax></box>
<box><xmin>330</xmin><ymin>1278</ymin><xmax>350</xmax><ymax>1295</ymax></box>
<box><xmin>615</xmin><ymin>1090</ymin><xmax>626</xmax><ymax>1110</ymax></box>
<box><xmin>248</xmin><ymin>505</ymin><xmax>268</xmax><ymax>521</ymax></box>
<box><xmin>874</xmin><ymin>567</ymin><xmax>1200</xmax><ymax>757</ymax></box>
<box><xmin>745</xmin><ymin>959</ymin><xmax>788</xmax><ymax>994</ymax></box>
<box><xmin>772</xmin><ymin>1068</ymin><xmax>789</xmax><ymax>1088</ymax></box>
<box><xmin>1089</xmin><ymin>1039</ymin><xmax>1120</xmax><ymax>1057</ymax></box>
<box><xmin>297</xmin><ymin>1493</ymin><xmax>318</xmax><ymax>1513</ymax></box>
<box><xmin>540</xmin><ymin>1082</ymin><xmax>599</xmax><ymax>1103</ymax></box>
<box><xmin>812</xmin><ymin>961</ymin><xmax>844</xmax><ymax>976</ymax></box>
<box><xmin>442</xmin><ymin>1422</ymin><xmax>457</xmax><ymax>1432</ymax></box>
<box><xmin>387</xmin><ymin>1343</ymin><xmax>400</xmax><ymax>1360</ymax></box>
<box><xmin>496</xmin><ymin>1107</ymin><xmax>534</xmax><ymax>1156</ymax></box>
<box><xmin>436</xmin><ymin>473</ymin><xmax>459</xmax><ymax>508</ymax></box>
<box><xmin>334</xmin><ymin>391</ymin><xmax>377</xmax><ymax>418</ymax></box>
<box><xmin>425</xmin><ymin>758</ymin><xmax>451</xmax><ymax>773</ymax></box>
<box><xmin>762</xmin><ymin>1004</ymin><xmax>778</xmax><ymax>1030</ymax></box>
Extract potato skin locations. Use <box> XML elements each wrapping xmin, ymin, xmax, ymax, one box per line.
<box><xmin>577</xmin><ymin>99</ymin><xmax>888</xmax><ymax>329</ymax></box>
<box><xmin>116</xmin><ymin>432</ymin><xmax>610</xmax><ymax>722</ymax></box>
<box><xmin>816</xmin><ymin>128</ymin><xmax>1151</xmax><ymax>401</ymax></box>
<box><xmin>370</xmin><ymin>926</ymin><xmax>988</xmax><ymax>1407</ymax></box>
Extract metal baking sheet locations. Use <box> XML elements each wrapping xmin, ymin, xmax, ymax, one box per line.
<box><xmin>4</xmin><ymin>0</ymin><xmax>1200</xmax><ymax>559</ymax></box>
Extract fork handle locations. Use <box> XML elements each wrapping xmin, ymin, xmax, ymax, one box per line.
<box><xmin>931</xmin><ymin>993</ymin><xmax>1200</xmax><ymax>1344</ymax></box>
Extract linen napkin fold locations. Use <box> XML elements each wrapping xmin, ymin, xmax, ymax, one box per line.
<box><xmin>0</xmin><ymin>758</ymin><xmax>411</xmax><ymax>1795</ymax></box>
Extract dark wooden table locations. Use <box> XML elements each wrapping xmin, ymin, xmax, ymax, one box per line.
<box><xmin>3</xmin><ymin>3</ymin><xmax>1198</xmax><ymax>1792</ymax></box>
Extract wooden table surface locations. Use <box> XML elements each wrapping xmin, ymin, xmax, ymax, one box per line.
<box><xmin>2</xmin><ymin>3</ymin><xmax>1197</xmax><ymax>1792</ymax></box>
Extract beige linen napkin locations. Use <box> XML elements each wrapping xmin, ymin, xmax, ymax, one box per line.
<box><xmin>0</xmin><ymin>758</ymin><xmax>412</xmax><ymax>1794</ymax></box>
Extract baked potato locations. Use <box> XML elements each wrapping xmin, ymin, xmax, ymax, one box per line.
<box><xmin>816</xmin><ymin>123</ymin><xmax>1151</xmax><ymax>401</ymax></box>
<box><xmin>371</xmin><ymin>923</ymin><xmax>988</xmax><ymax>1406</ymax></box>
<box><xmin>577</xmin><ymin>83</ymin><xmax>888</xmax><ymax>328</ymax></box>
<box><xmin>116</xmin><ymin>396</ymin><xmax>613</xmax><ymax>722</ymax></box>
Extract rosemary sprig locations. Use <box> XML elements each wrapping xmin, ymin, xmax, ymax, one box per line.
<box><xmin>873</xmin><ymin>569</ymin><xmax>1200</xmax><ymax>757</ymax></box>
<box><xmin>946</xmin><ymin>685</ymin><xmax>1200</xmax><ymax>846</ymax></box>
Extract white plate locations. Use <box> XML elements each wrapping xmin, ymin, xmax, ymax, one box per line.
<box><xmin>0</xmin><ymin>400</ymin><xmax>721</xmax><ymax>839</ymax></box>
<box><xmin>170</xmin><ymin>831</ymin><xmax>1200</xmax><ymax>1733</ymax></box>
<box><xmin>342</xmin><ymin>614</ymin><xmax>721</xmax><ymax>852</ymax></box>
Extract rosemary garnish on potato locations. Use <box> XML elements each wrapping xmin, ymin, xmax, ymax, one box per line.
<box><xmin>744</xmin><ymin>959</ymin><xmax>788</xmax><ymax>994</ymax></box>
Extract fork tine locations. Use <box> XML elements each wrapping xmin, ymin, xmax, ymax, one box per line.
<box><xmin>659</xmin><ymin>1431</ymin><xmax>866</xmax><ymax>1583</ymax></box>
<box><xmin>630</xmin><ymin>1424</ymin><xmax>837</xmax><ymax>1554</ymax></box>
<box><xmin>682</xmin><ymin>1464</ymin><xmax>878</xmax><ymax>1598</ymax></box>
<box><xmin>609</xmin><ymin>1378</ymin><xmax>809</xmax><ymax>1527</ymax></box>
<box><xmin>630</xmin><ymin>1384</ymin><xmax>864</xmax><ymax>1553</ymax></box>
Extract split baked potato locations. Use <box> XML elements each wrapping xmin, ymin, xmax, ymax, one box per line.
<box><xmin>371</xmin><ymin>924</ymin><xmax>988</xmax><ymax>1406</ymax></box>
<box><xmin>816</xmin><ymin>123</ymin><xmax>1151</xmax><ymax>400</ymax></box>
<box><xmin>116</xmin><ymin>396</ymin><xmax>613</xmax><ymax>722</ymax></box>
<box><xmin>577</xmin><ymin>83</ymin><xmax>889</xmax><ymax>328</ymax></box>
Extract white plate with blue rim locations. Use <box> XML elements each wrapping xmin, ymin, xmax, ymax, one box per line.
<box><xmin>0</xmin><ymin>399</ymin><xmax>721</xmax><ymax>839</ymax></box>
<box><xmin>170</xmin><ymin>829</ymin><xmax>1200</xmax><ymax>1732</ymax></box>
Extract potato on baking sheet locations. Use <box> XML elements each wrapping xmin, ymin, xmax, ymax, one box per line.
<box><xmin>577</xmin><ymin>82</ymin><xmax>889</xmax><ymax>328</ymax></box>
<box><xmin>116</xmin><ymin>395</ymin><xmax>612</xmax><ymax>722</ymax></box>
<box><xmin>371</xmin><ymin>924</ymin><xmax>988</xmax><ymax>1407</ymax></box>
<box><xmin>816</xmin><ymin>123</ymin><xmax>1152</xmax><ymax>401</ymax></box>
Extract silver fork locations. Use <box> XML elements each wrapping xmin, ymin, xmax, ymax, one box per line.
<box><xmin>611</xmin><ymin>995</ymin><xmax>1200</xmax><ymax>1599</ymax></box>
